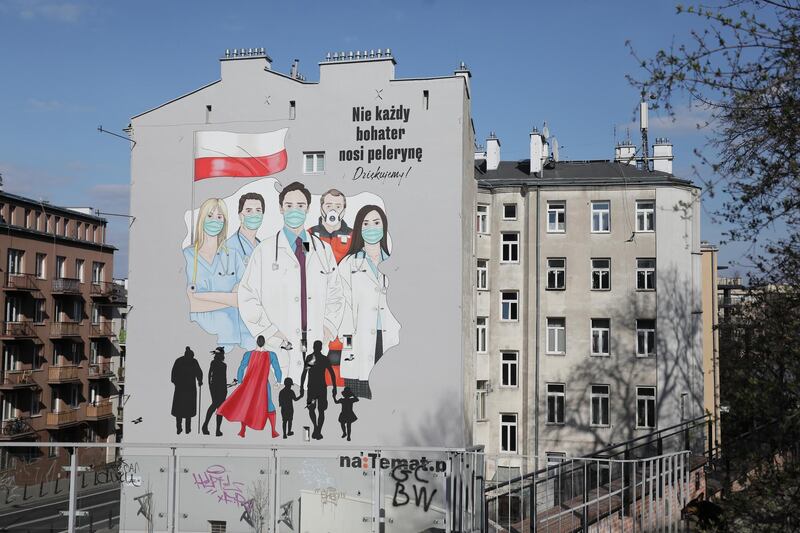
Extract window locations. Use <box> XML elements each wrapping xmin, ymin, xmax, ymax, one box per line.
<box><xmin>34</xmin><ymin>212</ymin><xmax>41</xmax><ymax>231</ymax></box>
<box><xmin>3</xmin><ymin>345</ymin><xmax>20</xmax><ymax>373</ymax></box>
<box><xmin>69</xmin><ymin>385</ymin><xmax>80</xmax><ymax>409</ymax></box>
<box><xmin>636</xmin><ymin>259</ymin><xmax>656</xmax><ymax>290</ymax></box>
<box><xmin>303</xmin><ymin>152</ymin><xmax>325</xmax><ymax>173</ymax></box>
<box><xmin>636</xmin><ymin>319</ymin><xmax>656</xmax><ymax>357</ymax></box>
<box><xmin>546</xmin><ymin>258</ymin><xmax>566</xmax><ymax>290</ymax></box>
<box><xmin>476</xmin><ymin>317</ymin><xmax>487</xmax><ymax>353</ymax></box>
<box><xmin>591</xmin><ymin>259</ymin><xmax>611</xmax><ymax>290</ymax></box>
<box><xmin>475</xmin><ymin>381</ymin><xmax>488</xmax><ymax>421</ymax></box>
<box><xmin>75</xmin><ymin>222</ymin><xmax>81</xmax><ymax>239</ymax></box>
<box><xmin>1</xmin><ymin>397</ymin><xmax>15</xmax><ymax>422</ymax></box>
<box><xmin>636</xmin><ymin>201</ymin><xmax>655</xmax><ymax>232</ymax></box>
<box><xmin>56</xmin><ymin>256</ymin><xmax>66</xmax><ymax>279</ymax></box>
<box><xmin>546</xmin><ymin>317</ymin><xmax>566</xmax><ymax>354</ymax></box>
<box><xmin>33</xmin><ymin>345</ymin><xmax>42</xmax><ymax>370</ymax></box>
<box><xmin>289</xmin><ymin>100</ymin><xmax>296</xmax><ymax>119</ymax></box>
<box><xmin>500</xmin><ymin>291</ymin><xmax>518</xmax><ymax>321</ymax></box>
<box><xmin>501</xmin><ymin>233</ymin><xmax>519</xmax><ymax>263</ymax></box>
<box><xmin>547</xmin><ymin>202</ymin><xmax>566</xmax><ymax>233</ymax></box>
<box><xmin>34</xmin><ymin>299</ymin><xmax>45</xmax><ymax>324</ymax></box>
<box><xmin>7</xmin><ymin>249</ymin><xmax>24</xmax><ymax>275</ymax></box>
<box><xmin>500</xmin><ymin>413</ymin><xmax>517</xmax><ymax>452</ymax></box>
<box><xmin>500</xmin><ymin>352</ymin><xmax>518</xmax><ymax>387</ymax></box>
<box><xmin>30</xmin><ymin>391</ymin><xmax>41</xmax><ymax>416</ymax></box>
<box><xmin>590</xmin><ymin>319</ymin><xmax>610</xmax><ymax>356</ymax></box>
<box><xmin>423</xmin><ymin>90</ymin><xmax>430</xmax><ymax>110</ymax></box>
<box><xmin>92</xmin><ymin>262</ymin><xmax>104</xmax><ymax>283</ymax></box>
<box><xmin>476</xmin><ymin>204</ymin><xmax>489</xmax><ymax>234</ymax></box>
<box><xmin>546</xmin><ymin>452</ymin><xmax>566</xmax><ymax>468</ymax></box>
<box><xmin>75</xmin><ymin>259</ymin><xmax>85</xmax><ymax>283</ymax></box>
<box><xmin>636</xmin><ymin>387</ymin><xmax>656</xmax><ymax>428</ymax></box>
<box><xmin>5</xmin><ymin>296</ymin><xmax>21</xmax><ymax>322</ymax></box>
<box><xmin>476</xmin><ymin>259</ymin><xmax>488</xmax><ymax>290</ymax></box>
<box><xmin>209</xmin><ymin>520</ymin><xmax>227</xmax><ymax>533</ymax></box>
<box><xmin>591</xmin><ymin>385</ymin><xmax>610</xmax><ymax>426</ymax></box>
<box><xmin>546</xmin><ymin>383</ymin><xmax>565</xmax><ymax>424</ymax></box>
<box><xmin>91</xmin><ymin>304</ymin><xmax>101</xmax><ymax>325</ymax></box>
<box><xmin>90</xmin><ymin>341</ymin><xmax>100</xmax><ymax>364</ymax></box>
<box><xmin>503</xmin><ymin>203</ymin><xmax>517</xmax><ymax>220</ymax></box>
<box><xmin>35</xmin><ymin>253</ymin><xmax>46</xmax><ymax>279</ymax></box>
<box><xmin>591</xmin><ymin>201</ymin><xmax>610</xmax><ymax>233</ymax></box>
<box><xmin>89</xmin><ymin>384</ymin><xmax>98</xmax><ymax>405</ymax></box>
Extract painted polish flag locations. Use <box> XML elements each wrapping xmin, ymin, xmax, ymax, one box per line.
<box><xmin>194</xmin><ymin>129</ymin><xmax>288</xmax><ymax>180</ymax></box>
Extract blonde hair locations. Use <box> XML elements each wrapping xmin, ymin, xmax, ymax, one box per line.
<box><xmin>193</xmin><ymin>198</ymin><xmax>229</xmax><ymax>251</ymax></box>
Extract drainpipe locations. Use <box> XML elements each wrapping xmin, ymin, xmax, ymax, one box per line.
<box><xmin>533</xmin><ymin>185</ymin><xmax>541</xmax><ymax>472</ymax></box>
<box><xmin>521</xmin><ymin>185</ymin><xmax>530</xmax><ymax>458</ymax></box>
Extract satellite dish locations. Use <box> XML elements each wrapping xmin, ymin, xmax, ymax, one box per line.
<box><xmin>552</xmin><ymin>137</ymin><xmax>559</xmax><ymax>162</ymax></box>
<box><xmin>542</xmin><ymin>122</ymin><xmax>550</xmax><ymax>140</ymax></box>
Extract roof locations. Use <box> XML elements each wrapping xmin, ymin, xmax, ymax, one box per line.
<box><xmin>475</xmin><ymin>159</ymin><xmax>696</xmax><ymax>189</ymax></box>
<box><xmin>0</xmin><ymin>190</ymin><xmax>108</xmax><ymax>224</ymax></box>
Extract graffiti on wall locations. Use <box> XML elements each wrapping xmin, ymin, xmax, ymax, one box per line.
<box><xmin>192</xmin><ymin>465</ymin><xmax>247</xmax><ymax>507</ymax></box>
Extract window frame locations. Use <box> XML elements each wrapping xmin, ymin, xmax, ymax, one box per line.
<box><xmin>500</xmin><ymin>413</ymin><xmax>518</xmax><ymax>453</ymax></box>
<box><xmin>476</xmin><ymin>259</ymin><xmax>489</xmax><ymax>291</ymax></box>
<box><xmin>546</xmin><ymin>383</ymin><xmax>566</xmax><ymax>425</ymax></box>
<box><xmin>476</xmin><ymin>204</ymin><xmax>489</xmax><ymax>234</ymax></box>
<box><xmin>591</xmin><ymin>201</ymin><xmax>611</xmax><ymax>233</ymax></box>
<box><xmin>500</xmin><ymin>351</ymin><xmax>519</xmax><ymax>388</ymax></box>
<box><xmin>476</xmin><ymin>317</ymin><xmax>488</xmax><ymax>353</ymax></box>
<box><xmin>502</xmin><ymin>203</ymin><xmax>517</xmax><ymax>220</ymax></box>
<box><xmin>636</xmin><ymin>319</ymin><xmax>656</xmax><ymax>357</ymax></box>
<box><xmin>635</xmin><ymin>200</ymin><xmax>655</xmax><ymax>232</ymax></box>
<box><xmin>546</xmin><ymin>317</ymin><xmax>566</xmax><ymax>355</ymax></box>
<box><xmin>35</xmin><ymin>253</ymin><xmax>46</xmax><ymax>279</ymax></box>
<box><xmin>636</xmin><ymin>386</ymin><xmax>657</xmax><ymax>429</ymax></box>
<box><xmin>590</xmin><ymin>384</ymin><xmax>610</xmax><ymax>427</ymax></box>
<box><xmin>500</xmin><ymin>291</ymin><xmax>519</xmax><ymax>322</ymax></box>
<box><xmin>636</xmin><ymin>258</ymin><xmax>656</xmax><ymax>291</ymax></box>
<box><xmin>475</xmin><ymin>381</ymin><xmax>488</xmax><ymax>422</ymax></box>
<box><xmin>590</xmin><ymin>258</ymin><xmax>611</xmax><ymax>291</ymax></box>
<box><xmin>546</xmin><ymin>257</ymin><xmax>566</xmax><ymax>290</ymax></box>
<box><xmin>547</xmin><ymin>201</ymin><xmax>566</xmax><ymax>233</ymax></box>
<box><xmin>56</xmin><ymin>256</ymin><xmax>66</xmax><ymax>279</ymax></box>
<box><xmin>302</xmin><ymin>151</ymin><xmax>325</xmax><ymax>174</ymax></box>
<box><xmin>7</xmin><ymin>249</ymin><xmax>24</xmax><ymax>275</ymax></box>
<box><xmin>590</xmin><ymin>318</ymin><xmax>611</xmax><ymax>357</ymax></box>
<box><xmin>500</xmin><ymin>232</ymin><xmax>520</xmax><ymax>263</ymax></box>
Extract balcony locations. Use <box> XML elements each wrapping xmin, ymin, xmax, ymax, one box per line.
<box><xmin>0</xmin><ymin>370</ymin><xmax>39</xmax><ymax>390</ymax></box>
<box><xmin>86</xmin><ymin>401</ymin><xmax>114</xmax><ymax>421</ymax></box>
<box><xmin>4</xmin><ymin>273</ymin><xmax>40</xmax><ymax>292</ymax></box>
<box><xmin>90</xmin><ymin>281</ymin><xmax>126</xmax><ymax>304</ymax></box>
<box><xmin>51</xmin><ymin>278</ymin><xmax>82</xmax><ymax>295</ymax></box>
<box><xmin>0</xmin><ymin>417</ymin><xmax>38</xmax><ymax>440</ymax></box>
<box><xmin>47</xmin><ymin>365</ymin><xmax>81</xmax><ymax>384</ymax></box>
<box><xmin>50</xmin><ymin>321</ymin><xmax>82</xmax><ymax>337</ymax></box>
<box><xmin>46</xmin><ymin>409</ymin><xmax>80</xmax><ymax>429</ymax></box>
<box><xmin>89</xmin><ymin>322</ymin><xmax>115</xmax><ymax>338</ymax></box>
<box><xmin>0</xmin><ymin>321</ymin><xmax>37</xmax><ymax>339</ymax></box>
<box><xmin>88</xmin><ymin>362</ymin><xmax>114</xmax><ymax>380</ymax></box>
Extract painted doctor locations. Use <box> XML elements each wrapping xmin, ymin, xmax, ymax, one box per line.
<box><xmin>238</xmin><ymin>181</ymin><xmax>344</xmax><ymax>382</ymax></box>
<box><xmin>339</xmin><ymin>205</ymin><xmax>400</xmax><ymax>399</ymax></box>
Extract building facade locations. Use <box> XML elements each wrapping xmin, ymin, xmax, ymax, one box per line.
<box><xmin>0</xmin><ymin>191</ymin><xmax>123</xmax><ymax>471</ymax></box>
<box><xmin>472</xmin><ymin>132</ymin><xmax>704</xmax><ymax>470</ymax></box>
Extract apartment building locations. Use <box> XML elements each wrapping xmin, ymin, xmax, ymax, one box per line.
<box><xmin>472</xmin><ymin>132</ymin><xmax>704</xmax><ymax>470</ymax></box>
<box><xmin>0</xmin><ymin>190</ymin><xmax>122</xmax><ymax>472</ymax></box>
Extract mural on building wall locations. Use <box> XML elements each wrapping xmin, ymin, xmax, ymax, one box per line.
<box><xmin>175</xmin><ymin>128</ymin><xmax>400</xmax><ymax>440</ymax></box>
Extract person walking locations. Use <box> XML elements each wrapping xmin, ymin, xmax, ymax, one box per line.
<box><xmin>202</xmin><ymin>347</ymin><xmax>228</xmax><ymax>436</ymax></box>
<box><xmin>171</xmin><ymin>346</ymin><xmax>203</xmax><ymax>434</ymax></box>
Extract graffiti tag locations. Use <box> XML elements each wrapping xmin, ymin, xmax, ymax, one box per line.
<box><xmin>192</xmin><ymin>465</ymin><xmax>247</xmax><ymax>507</ymax></box>
<box><xmin>391</xmin><ymin>460</ymin><xmax>437</xmax><ymax>512</ymax></box>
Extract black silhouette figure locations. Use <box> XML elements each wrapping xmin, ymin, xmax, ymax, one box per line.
<box><xmin>278</xmin><ymin>377</ymin><xmax>304</xmax><ymax>439</ymax></box>
<box><xmin>300</xmin><ymin>340</ymin><xmax>337</xmax><ymax>440</ymax></box>
<box><xmin>334</xmin><ymin>386</ymin><xmax>359</xmax><ymax>441</ymax></box>
<box><xmin>171</xmin><ymin>346</ymin><xmax>203</xmax><ymax>434</ymax></box>
<box><xmin>202</xmin><ymin>346</ymin><xmax>227</xmax><ymax>437</ymax></box>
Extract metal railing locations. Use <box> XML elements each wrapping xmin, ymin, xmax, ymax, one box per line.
<box><xmin>50</xmin><ymin>321</ymin><xmax>82</xmax><ymax>336</ymax></box>
<box><xmin>4</xmin><ymin>273</ymin><xmax>40</xmax><ymax>291</ymax></box>
<box><xmin>88</xmin><ymin>361</ymin><xmax>114</xmax><ymax>379</ymax></box>
<box><xmin>47</xmin><ymin>365</ymin><xmax>81</xmax><ymax>382</ymax></box>
<box><xmin>90</xmin><ymin>321</ymin><xmax>115</xmax><ymax>337</ymax></box>
<box><xmin>0</xmin><ymin>320</ymin><xmax>37</xmax><ymax>338</ymax></box>
<box><xmin>52</xmin><ymin>278</ymin><xmax>82</xmax><ymax>294</ymax></box>
<box><xmin>86</xmin><ymin>401</ymin><xmax>114</xmax><ymax>419</ymax></box>
<box><xmin>0</xmin><ymin>369</ymin><xmax>37</xmax><ymax>388</ymax></box>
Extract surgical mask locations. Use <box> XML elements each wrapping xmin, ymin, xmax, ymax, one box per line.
<box><xmin>243</xmin><ymin>213</ymin><xmax>263</xmax><ymax>230</ymax></box>
<box><xmin>361</xmin><ymin>226</ymin><xmax>384</xmax><ymax>244</ymax></box>
<box><xmin>324</xmin><ymin>210</ymin><xmax>341</xmax><ymax>225</ymax></box>
<box><xmin>283</xmin><ymin>209</ymin><xmax>306</xmax><ymax>229</ymax></box>
<box><xmin>203</xmin><ymin>219</ymin><xmax>224</xmax><ymax>236</ymax></box>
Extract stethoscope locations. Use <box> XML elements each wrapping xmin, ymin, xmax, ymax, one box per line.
<box><xmin>236</xmin><ymin>231</ymin><xmax>260</xmax><ymax>261</ymax></box>
<box><xmin>272</xmin><ymin>231</ymin><xmax>336</xmax><ymax>275</ymax></box>
<box><xmin>191</xmin><ymin>243</ymin><xmax>235</xmax><ymax>287</ymax></box>
<box><xmin>351</xmin><ymin>250</ymin><xmax>388</xmax><ymax>294</ymax></box>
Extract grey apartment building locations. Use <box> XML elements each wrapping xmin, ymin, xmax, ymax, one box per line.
<box><xmin>472</xmin><ymin>132</ymin><xmax>703</xmax><ymax>470</ymax></box>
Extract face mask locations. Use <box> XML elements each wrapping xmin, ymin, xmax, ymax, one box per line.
<box><xmin>361</xmin><ymin>226</ymin><xmax>384</xmax><ymax>245</ymax></box>
<box><xmin>243</xmin><ymin>213</ymin><xmax>263</xmax><ymax>230</ymax></box>
<box><xmin>203</xmin><ymin>219</ymin><xmax>224</xmax><ymax>237</ymax></box>
<box><xmin>283</xmin><ymin>209</ymin><xmax>306</xmax><ymax>229</ymax></box>
<box><xmin>324</xmin><ymin>210</ymin><xmax>341</xmax><ymax>225</ymax></box>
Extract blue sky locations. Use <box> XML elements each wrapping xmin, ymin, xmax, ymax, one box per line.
<box><xmin>0</xmin><ymin>0</ymin><xmax>760</xmax><ymax>277</ymax></box>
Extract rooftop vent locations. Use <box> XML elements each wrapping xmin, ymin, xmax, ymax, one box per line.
<box><xmin>323</xmin><ymin>48</ymin><xmax>393</xmax><ymax>63</ymax></box>
<box><xmin>222</xmin><ymin>47</ymin><xmax>271</xmax><ymax>60</ymax></box>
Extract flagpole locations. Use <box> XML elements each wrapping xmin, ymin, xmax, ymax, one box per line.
<box><xmin>191</xmin><ymin>131</ymin><xmax>196</xmax><ymax>244</ymax></box>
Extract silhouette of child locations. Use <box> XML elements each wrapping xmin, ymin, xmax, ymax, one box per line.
<box><xmin>334</xmin><ymin>387</ymin><xmax>359</xmax><ymax>441</ymax></box>
<box><xmin>278</xmin><ymin>377</ymin><xmax>303</xmax><ymax>439</ymax></box>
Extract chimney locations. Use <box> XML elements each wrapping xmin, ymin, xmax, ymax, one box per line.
<box><xmin>454</xmin><ymin>61</ymin><xmax>471</xmax><ymax>97</ymax></box>
<box><xmin>290</xmin><ymin>59</ymin><xmax>299</xmax><ymax>78</ymax></box>
<box><xmin>486</xmin><ymin>132</ymin><xmax>500</xmax><ymax>171</ymax></box>
<box><xmin>652</xmin><ymin>138</ymin><xmax>674</xmax><ymax>174</ymax></box>
<box><xmin>529</xmin><ymin>129</ymin><xmax>544</xmax><ymax>175</ymax></box>
<box><xmin>221</xmin><ymin>47</ymin><xmax>272</xmax><ymax>80</ymax></box>
<box><xmin>614</xmin><ymin>140</ymin><xmax>637</xmax><ymax>166</ymax></box>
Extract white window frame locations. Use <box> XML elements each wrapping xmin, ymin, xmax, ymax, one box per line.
<box><xmin>591</xmin><ymin>258</ymin><xmax>611</xmax><ymax>290</ymax></box>
<box><xmin>35</xmin><ymin>253</ymin><xmax>46</xmax><ymax>279</ymax></box>
<box><xmin>476</xmin><ymin>317</ymin><xmax>487</xmax><ymax>353</ymax></box>
<box><xmin>476</xmin><ymin>204</ymin><xmax>489</xmax><ymax>234</ymax></box>
<box><xmin>546</xmin><ymin>383</ymin><xmax>565</xmax><ymax>425</ymax></box>
<box><xmin>635</xmin><ymin>200</ymin><xmax>655</xmax><ymax>232</ymax></box>
<box><xmin>500</xmin><ymin>291</ymin><xmax>519</xmax><ymax>322</ymax></box>
<box><xmin>546</xmin><ymin>317</ymin><xmax>566</xmax><ymax>355</ymax></box>
<box><xmin>636</xmin><ymin>386</ymin><xmax>656</xmax><ymax>429</ymax></box>
<box><xmin>500</xmin><ymin>351</ymin><xmax>518</xmax><ymax>388</ymax></box>
<box><xmin>76</xmin><ymin>259</ymin><xmax>85</xmax><ymax>283</ymax></box>
<box><xmin>7</xmin><ymin>249</ymin><xmax>24</xmax><ymax>275</ymax></box>
<box><xmin>547</xmin><ymin>201</ymin><xmax>566</xmax><ymax>233</ymax></box>
<box><xmin>3</xmin><ymin>344</ymin><xmax>20</xmax><ymax>373</ymax></box>
<box><xmin>34</xmin><ymin>299</ymin><xmax>45</xmax><ymax>324</ymax></box>
<box><xmin>303</xmin><ymin>152</ymin><xmax>325</xmax><ymax>174</ymax></box>
<box><xmin>500</xmin><ymin>413</ymin><xmax>518</xmax><ymax>453</ymax></box>
<box><xmin>500</xmin><ymin>232</ymin><xmax>519</xmax><ymax>263</ymax></box>
<box><xmin>590</xmin><ymin>318</ymin><xmax>611</xmax><ymax>357</ymax></box>
<box><xmin>636</xmin><ymin>258</ymin><xmax>656</xmax><ymax>291</ymax></box>
<box><xmin>476</xmin><ymin>259</ymin><xmax>488</xmax><ymax>290</ymax></box>
<box><xmin>56</xmin><ymin>256</ymin><xmax>66</xmax><ymax>279</ymax></box>
<box><xmin>1</xmin><ymin>397</ymin><xmax>16</xmax><ymax>422</ymax></box>
<box><xmin>502</xmin><ymin>203</ymin><xmax>517</xmax><ymax>220</ymax></box>
<box><xmin>91</xmin><ymin>262</ymin><xmax>104</xmax><ymax>284</ymax></box>
<box><xmin>475</xmin><ymin>381</ymin><xmax>488</xmax><ymax>422</ymax></box>
<box><xmin>546</xmin><ymin>452</ymin><xmax>567</xmax><ymax>468</ymax></box>
<box><xmin>636</xmin><ymin>319</ymin><xmax>656</xmax><ymax>357</ymax></box>
<box><xmin>591</xmin><ymin>201</ymin><xmax>610</xmax><ymax>233</ymax></box>
<box><xmin>546</xmin><ymin>258</ymin><xmax>566</xmax><ymax>290</ymax></box>
<box><xmin>591</xmin><ymin>384</ymin><xmax>610</xmax><ymax>427</ymax></box>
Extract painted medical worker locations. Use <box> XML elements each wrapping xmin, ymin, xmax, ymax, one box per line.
<box><xmin>226</xmin><ymin>192</ymin><xmax>265</xmax><ymax>350</ymax></box>
<box><xmin>238</xmin><ymin>181</ymin><xmax>344</xmax><ymax>382</ymax></box>
<box><xmin>338</xmin><ymin>205</ymin><xmax>400</xmax><ymax>399</ymax></box>
<box><xmin>184</xmin><ymin>198</ymin><xmax>245</xmax><ymax>350</ymax></box>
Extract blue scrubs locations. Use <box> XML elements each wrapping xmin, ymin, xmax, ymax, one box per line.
<box><xmin>237</xmin><ymin>350</ymin><xmax>282</xmax><ymax>412</ymax></box>
<box><xmin>183</xmin><ymin>245</ymin><xmax>245</xmax><ymax>350</ymax></box>
<box><xmin>225</xmin><ymin>231</ymin><xmax>260</xmax><ymax>350</ymax></box>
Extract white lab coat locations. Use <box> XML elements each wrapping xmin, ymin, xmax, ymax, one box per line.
<box><xmin>237</xmin><ymin>230</ymin><xmax>344</xmax><ymax>382</ymax></box>
<box><xmin>338</xmin><ymin>252</ymin><xmax>401</xmax><ymax>381</ymax></box>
